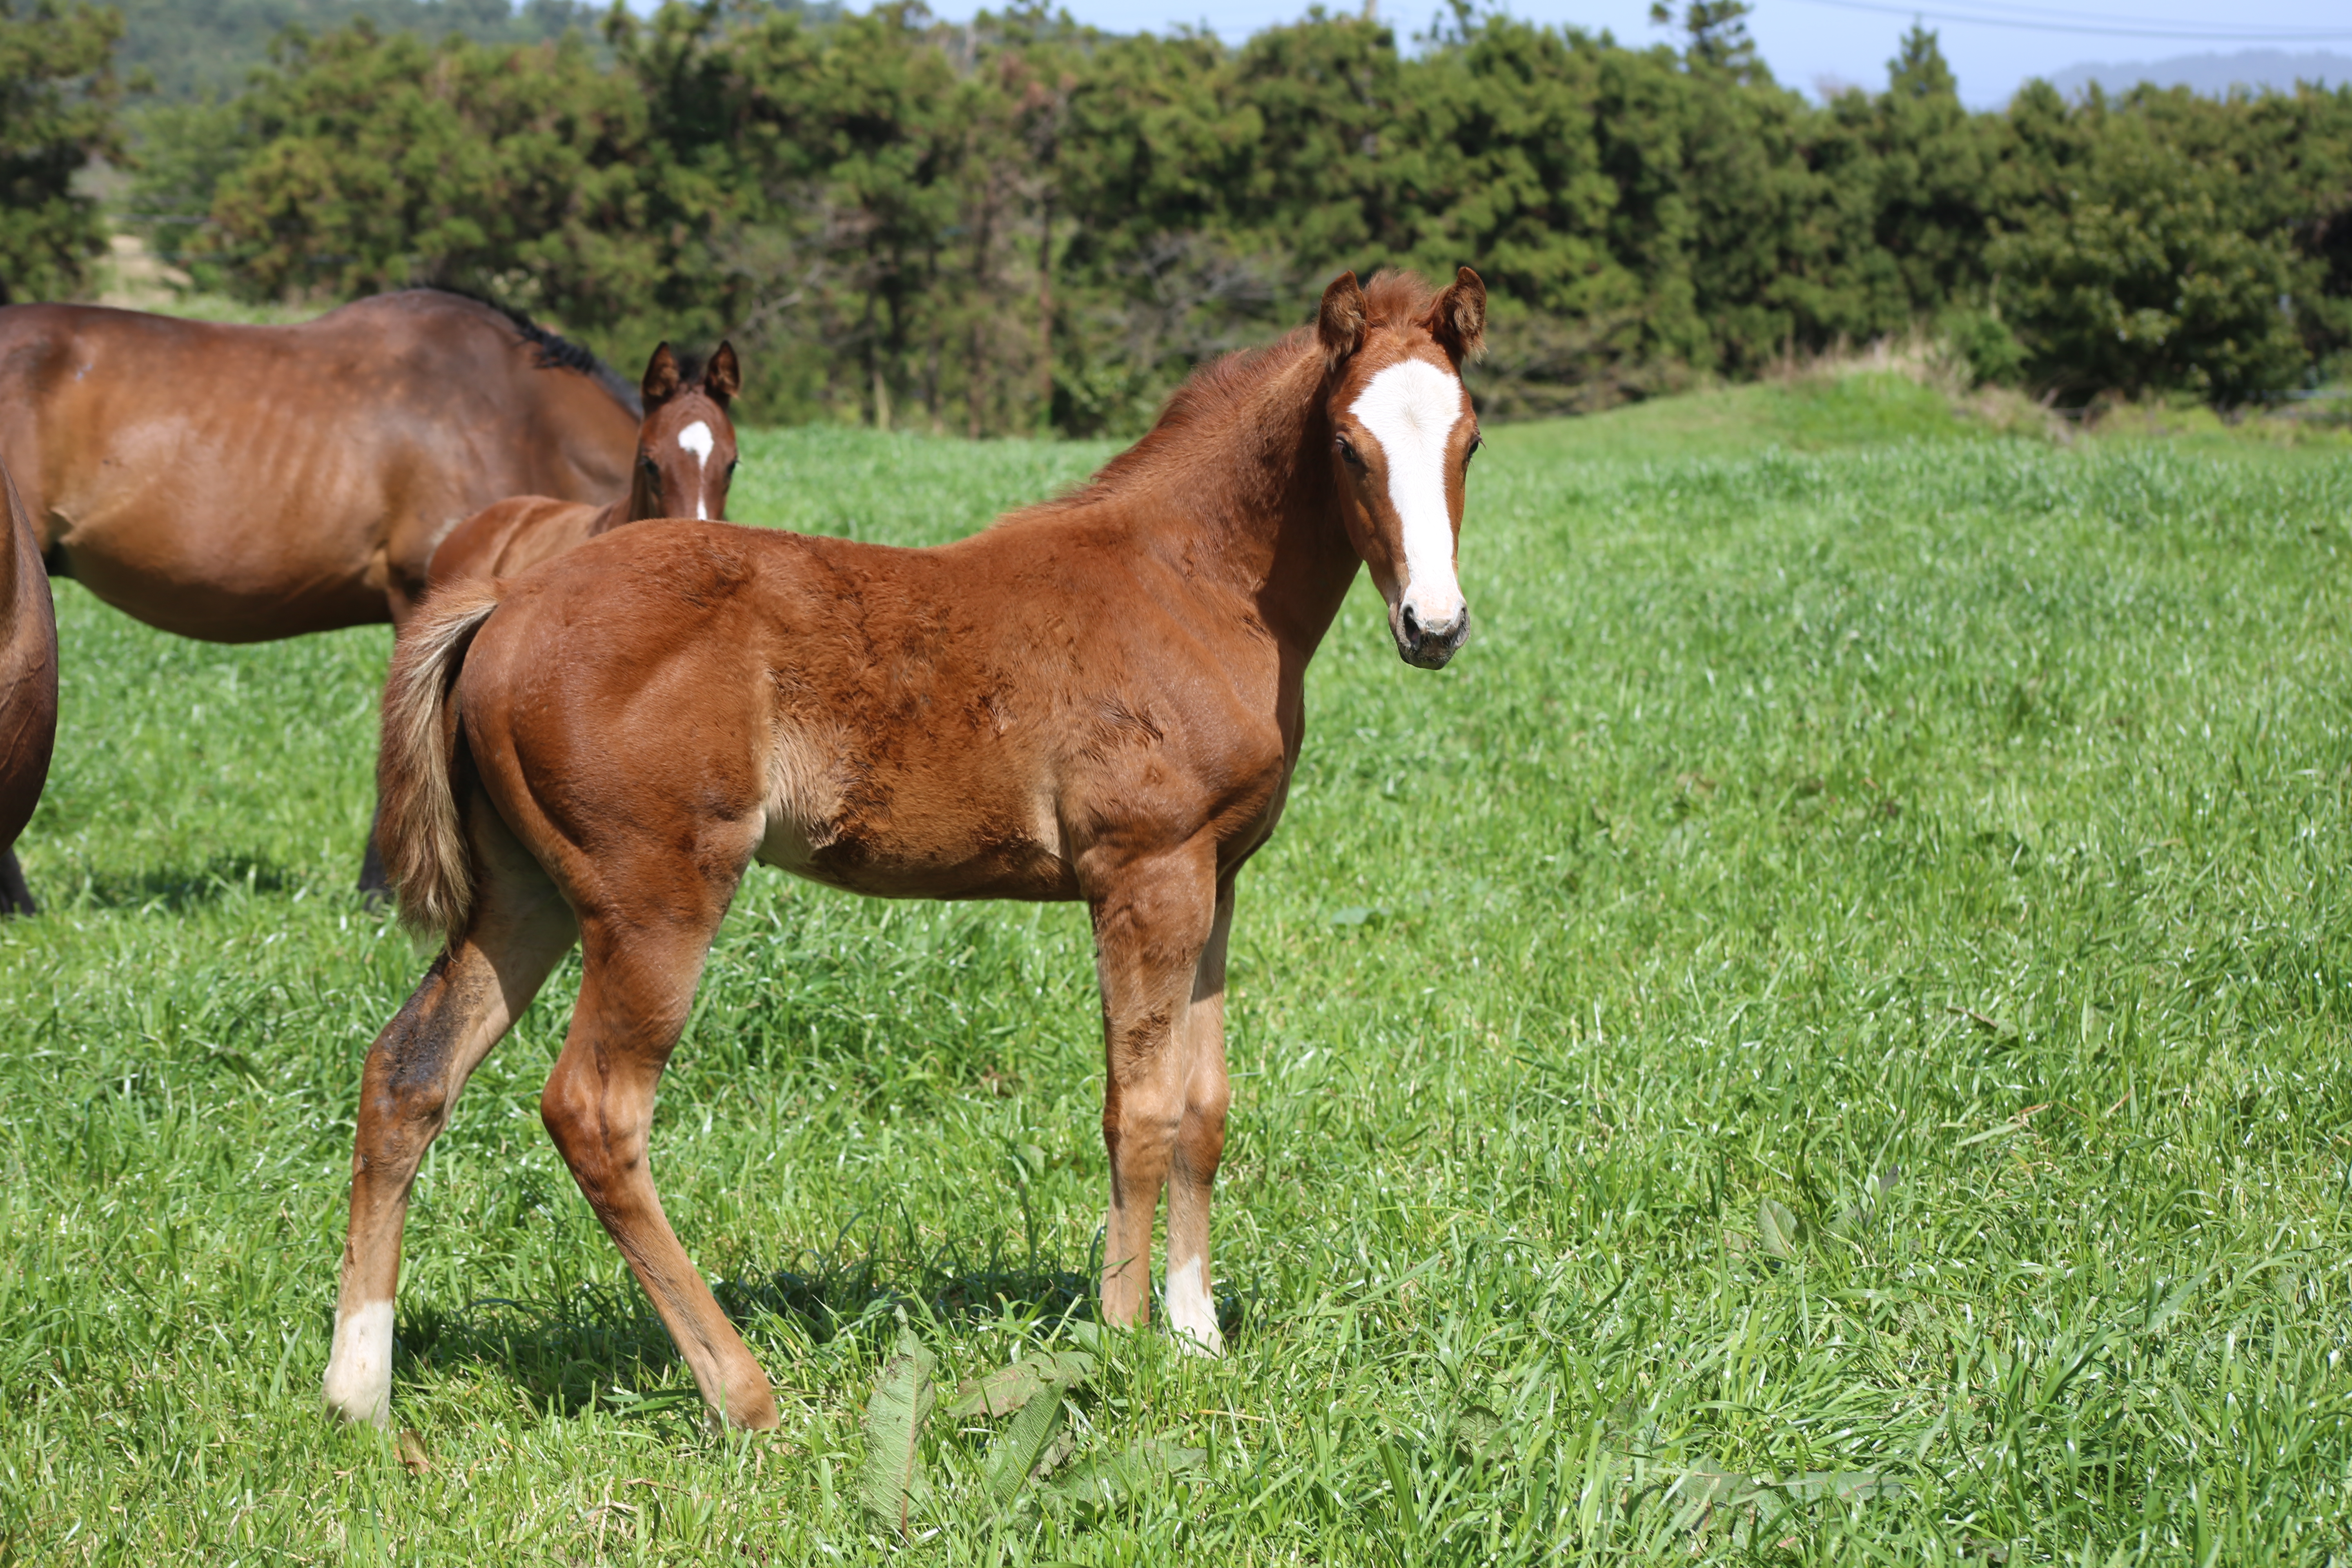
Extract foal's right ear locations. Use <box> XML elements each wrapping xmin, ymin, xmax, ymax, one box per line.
<box><xmin>705</xmin><ymin>340</ymin><xmax>741</xmax><ymax>404</ymax></box>
<box><xmin>1423</xmin><ymin>265</ymin><xmax>1487</xmax><ymax>367</ymax></box>
<box><xmin>1317</xmin><ymin>272</ymin><xmax>1368</xmax><ymax>374</ymax></box>
<box><xmin>641</xmin><ymin>342</ymin><xmax>682</xmax><ymax>407</ymax></box>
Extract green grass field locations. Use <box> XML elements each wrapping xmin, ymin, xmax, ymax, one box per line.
<box><xmin>7</xmin><ymin>383</ymin><xmax>2352</xmax><ymax>1563</ymax></box>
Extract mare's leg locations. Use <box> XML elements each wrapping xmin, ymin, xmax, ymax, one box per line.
<box><xmin>324</xmin><ymin>804</ymin><xmax>577</xmax><ymax>1425</ymax></box>
<box><xmin>356</xmin><ymin>795</ymin><xmax>390</xmax><ymax>901</ymax></box>
<box><xmin>539</xmin><ymin>902</ymin><xmax>779</xmax><ymax>1430</ymax></box>
<box><xmin>360</xmin><ymin>584</ymin><xmax>420</xmax><ymax>901</ymax></box>
<box><xmin>0</xmin><ymin>847</ymin><xmax>35</xmax><ymax>915</ymax></box>
<box><xmin>1093</xmin><ymin>846</ymin><xmax>1219</xmax><ymax>1332</ymax></box>
<box><xmin>1161</xmin><ymin>880</ymin><xmax>1234</xmax><ymax>1354</ymax></box>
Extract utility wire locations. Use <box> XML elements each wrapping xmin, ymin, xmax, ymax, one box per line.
<box><xmin>1782</xmin><ymin>0</ymin><xmax>2352</xmax><ymax>42</ymax></box>
<box><xmin>1836</xmin><ymin>0</ymin><xmax>2332</xmax><ymax>29</ymax></box>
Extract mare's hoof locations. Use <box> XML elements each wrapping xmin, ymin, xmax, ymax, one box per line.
<box><xmin>0</xmin><ymin>847</ymin><xmax>36</xmax><ymax>916</ymax></box>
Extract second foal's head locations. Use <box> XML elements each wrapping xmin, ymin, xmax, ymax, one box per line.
<box><xmin>632</xmin><ymin>341</ymin><xmax>742</xmax><ymax>522</ymax></box>
<box><xmin>1316</xmin><ymin>268</ymin><xmax>1486</xmax><ymax>669</ymax></box>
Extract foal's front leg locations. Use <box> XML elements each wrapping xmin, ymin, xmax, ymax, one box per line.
<box><xmin>1162</xmin><ymin>879</ymin><xmax>1234</xmax><ymax>1354</ymax></box>
<box><xmin>1091</xmin><ymin>849</ymin><xmax>1219</xmax><ymax>1338</ymax></box>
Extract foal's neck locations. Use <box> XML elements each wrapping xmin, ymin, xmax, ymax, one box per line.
<box><xmin>1137</xmin><ymin>352</ymin><xmax>1362</xmax><ymax>663</ymax></box>
<box><xmin>625</xmin><ymin>462</ymin><xmax>662</xmax><ymax>523</ymax></box>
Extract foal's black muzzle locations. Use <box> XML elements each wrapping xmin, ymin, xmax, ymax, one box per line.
<box><xmin>1396</xmin><ymin>602</ymin><xmax>1470</xmax><ymax>669</ymax></box>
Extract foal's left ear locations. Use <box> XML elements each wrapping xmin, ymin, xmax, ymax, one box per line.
<box><xmin>641</xmin><ymin>342</ymin><xmax>683</xmax><ymax>407</ymax></box>
<box><xmin>1318</xmin><ymin>271</ymin><xmax>1369</xmax><ymax>374</ymax></box>
<box><xmin>705</xmin><ymin>340</ymin><xmax>741</xmax><ymax>404</ymax></box>
<box><xmin>1422</xmin><ymin>266</ymin><xmax>1487</xmax><ymax>367</ymax></box>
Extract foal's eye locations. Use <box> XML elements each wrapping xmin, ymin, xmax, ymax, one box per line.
<box><xmin>1466</xmin><ymin>432</ymin><xmax>1484</xmax><ymax>462</ymax></box>
<box><xmin>1335</xmin><ymin>435</ymin><xmax>1366</xmax><ymax>470</ymax></box>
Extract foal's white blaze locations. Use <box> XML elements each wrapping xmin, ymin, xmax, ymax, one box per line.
<box><xmin>678</xmin><ymin>419</ymin><xmax>715</xmax><ymax>519</ymax></box>
<box><xmin>1349</xmin><ymin>357</ymin><xmax>1467</xmax><ymax>631</ymax></box>
<box><xmin>1165</xmin><ymin>1255</ymin><xmax>1223</xmax><ymax>1356</ymax></box>
<box><xmin>321</xmin><ymin>1298</ymin><xmax>394</xmax><ymax>1425</ymax></box>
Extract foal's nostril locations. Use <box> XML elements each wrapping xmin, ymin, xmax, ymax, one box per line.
<box><xmin>1401</xmin><ymin>602</ymin><xmax>1424</xmax><ymax>641</ymax></box>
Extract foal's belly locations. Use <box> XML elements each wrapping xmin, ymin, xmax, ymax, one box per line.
<box><xmin>752</xmin><ymin>814</ymin><xmax>1079</xmax><ymax>902</ymax></box>
<box><xmin>751</xmin><ymin>751</ymin><xmax>1078</xmax><ymax>902</ymax></box>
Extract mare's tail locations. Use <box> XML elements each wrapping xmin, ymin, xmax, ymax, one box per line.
<box><xmin>380</xmin><ymin>584</ymin><xmax>501</xmax><ymax>942</ymax></box>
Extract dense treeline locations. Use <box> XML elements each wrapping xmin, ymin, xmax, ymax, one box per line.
<box><xmin>110</xmin><ymin>0</ymin><xmax>606</xmax><ymax>101</ymax></box>
<box><xmin>8</xmin><ymin>0</ymin><xmax>2352</xmax><ymax>429</ymax></box>
<box><xmin>0</xmin><ymin>0</ymin><xmax>124</xmax><ymax>303</ymax></box>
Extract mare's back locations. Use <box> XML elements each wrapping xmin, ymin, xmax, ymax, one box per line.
<box><xmin>0</xmin><ymin>293</ymin><xmax>637</xmax><ymax>638</ymax></box>
<box><xmin>0</xmin><ymin>294</ymin><xmax>635</xmax><ymax>510</ymax></box>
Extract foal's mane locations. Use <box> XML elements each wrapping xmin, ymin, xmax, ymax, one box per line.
<box><xmin>412</xmin><ymin>287</ymin><xmax>644</xmax><ymax>417</ymax></box>
<box><xmin>1027</xmin><ymin>270</ymin><xmax>1441</xmax><ymax>518</ymax></box>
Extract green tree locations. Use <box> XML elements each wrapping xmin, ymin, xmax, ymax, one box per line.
<box><xmin>135</xmin><ymin>0</ymin><xmax>2352</xmax><ymax>423</ymax></box>
<box><xmin>203</xmin><ymin>20</ymin><xmax>658</xmax><ymax>326</ymax></box>
<box><xmin>109</xmin><ymin>0</ymin><xmax>605</xmax><ymax>102</ymax></box>
<box><xmin>1648</xmin><ymin>0</ymin><xmax>1759</xmax><ymax>81</ymax></box>
<box><xmin>0</xmin><ymin>0</ymin><xmax>125</xmax><ymax>303</ymax></box>
<box><xmin>1990</xmin><ymin>82</ymin><xmax>2315</xmax><ymax>402</ymax></box>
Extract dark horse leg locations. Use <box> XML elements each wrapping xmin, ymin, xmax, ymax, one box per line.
<box><xmin>356</xmin><ymin>796</ymin><xmax>391</xmax><ymax>902</ymax></box>
<box><xmin>0</xmin><ymin>848</ymin><xmax>33</xmax><ymax>916</ymax></box>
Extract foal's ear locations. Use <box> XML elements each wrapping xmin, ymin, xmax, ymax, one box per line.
<box><xmin>641</xmin><ymin>342</ymin><xmax>682</xmax><ymax>407</ymax></box>
<box><xmin>1422</xmin><ymin>266</ymin><xmax>1487</xmax><ymax>366</ymax></box>
<box><xmin>705</xmin><ymin>340</ymin><xmax>741</xmax><ymax>404</ymax></box>
<box><xmin>1317</xmin><ymin>271</ymin><xmax>1369</xmax><ymax>373</ymax></box>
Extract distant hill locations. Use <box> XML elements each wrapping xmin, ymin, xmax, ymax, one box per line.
<box><xmin>114</xmin><ymin>0</ymin><xmax>604</xmax><ymax>102</ymax></box>
<box><xmin>2041</xmin><ymin>50</ymin><xmax>2352</xmax><ymax>102</ymax></box>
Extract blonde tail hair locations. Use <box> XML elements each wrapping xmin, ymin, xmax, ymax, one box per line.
<box><xmin>379</xmin><ymin>584</ymin><xmax>501</xmax><ymax>942</ymax></box>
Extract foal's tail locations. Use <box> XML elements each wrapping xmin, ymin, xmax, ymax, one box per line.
<box><xmin>380</xmin><ymin>583</ymin><xmax>501</xmax><ymax>943</ymax></box>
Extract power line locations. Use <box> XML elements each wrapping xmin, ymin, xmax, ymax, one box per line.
<box><xmin>1844</xmin><ymin>0</ymin><xmax>2330</xmax><ymax>29</ymax></box>
<box><xmin>1782</xmin><ymin>0</ymin><xmax>2352</xmax><ymax>42</ymax></box>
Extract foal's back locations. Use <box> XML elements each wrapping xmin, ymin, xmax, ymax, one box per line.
<box><xmin>428</xmin><ymin>496</ymin><xmax>608</xmax><ymax>588</ymax></box>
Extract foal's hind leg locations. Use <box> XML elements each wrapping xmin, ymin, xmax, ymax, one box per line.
<box><xmin>1093</xmin><ymin>847</ymin><xmax>1219</xmax><ymax>1336</ymax></box>
<box><xmin>324</xmin><ymin>808</ymin><xmax>576</xmax><ymax>1425</ymax></box>
<box><xmin>539</xmin><ymin>909</ymin><xmax>780</xmax><ymax>1430</ymax></box>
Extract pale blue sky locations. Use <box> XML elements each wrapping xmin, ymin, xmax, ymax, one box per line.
<box><xmin>906</xmin><ymin>0</ymin><xmax>2352</xmax><ymax>108</ymax></box>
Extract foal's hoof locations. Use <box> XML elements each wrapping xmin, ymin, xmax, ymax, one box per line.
<box><xmin>1170</xmin><ymin>1324</ymin><xmax>1225</xmax><ymax>1359</ymax></box>
<box><xmin>1163</xmin><ymin>1261</ymin><xmax>1225</xmax><ymax>1357</ymax></box>
<box><xmin>322</xmin><ymin>1301</ymin><xmax>394</xmax><ymax>1427</ymax></box>
<box><xmin>712</xmin><ymin>1395</ymin><xmax>784</xmax><ymax>1432</ymax></box>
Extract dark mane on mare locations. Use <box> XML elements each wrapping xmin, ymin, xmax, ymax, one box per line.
<box><xmin>409</xmin><ymin>287</ymin><xmax>644</xmax><ymax>418</ymax></box>
<box><xmin>1024</xmin><ymin>270</ymin><xmax>1441</xmax><ymax>519</ymax></box>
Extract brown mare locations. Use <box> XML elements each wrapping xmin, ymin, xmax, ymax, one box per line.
<box><xmin>431</xmin><ymin>343</ymin><xmax>740</xmax><ymax>590</ymax></box>
<box><xmin>324</xmin><ymin>268</ymin><xmax>1487</xmax><ymax>1430</ymax></box>
<box><xmin>0</xmin><ymin>290</ymin><xmax>640</xmax><ymax>897</ymax></box>
<box><xmin>0</xmin><ymin>462</ymin><xmax>58</xmax><ymax>915</ymax></box>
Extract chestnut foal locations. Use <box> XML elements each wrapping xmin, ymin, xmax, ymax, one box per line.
<box><xmin>325</xmin><ymin>268</ymin><xmax>1486</xmax><ymax>1430</ymax></box>
<box><xmin>429</xmin><ymin>341</ymin><xmax>740</xmax><ymax>588</ymax></box>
